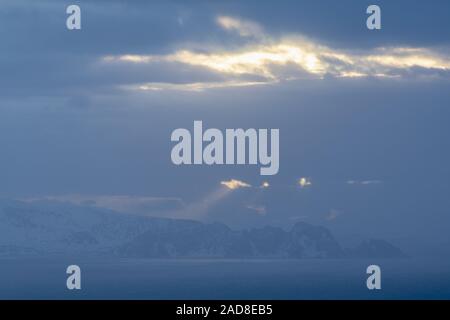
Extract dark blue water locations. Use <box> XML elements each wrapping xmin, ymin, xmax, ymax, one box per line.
<box><xmin>1</xmin><ymin>258</ymin><xmax>449</xmax><ymax>299</ymax></box>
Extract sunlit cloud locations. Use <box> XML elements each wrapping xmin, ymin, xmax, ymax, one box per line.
<box><xmin>217</xmin><ymin>15</ymin><xmax>263</xmax><ymax>38</ymax></box>
<box><xmin>103</xmin><ymin>54</ymin><xmax>157</xmax><ymax>63</ymax></box>
<box><xmin>365</xmin><ymin>48</ymin><xmax>450</xmax><ymax>70</ymax></box>
<box><xmin>102</xmin><ymin>16</ymin><xmax>450</xmax><ymax>91</ymax></box>
<box><xmin>171</xmin><ymin>179</ymin><xmax>253</xmax><ymax>219</ymax></box>
<box><xmin>298</xmin><ymin>177</ymin><xmax>312</xmax><ymax>188</ymax></box>
<box><xmin>261</xmin><ymin>181</ymin><xmax>270</xmax><ymax>188</ymax></box>
<box><xmin>164</xmin><ymin>43</ymin><xmax>326</xmax><ymax>79</ymax></box>
<box><xmin>129</xmin><ymin>80</ymin><xmax>269</xmax><ymax>92</ymax></box>
<box><xmin>221</xmin><ymin>179</ymin><xmax>252</xmax><ymax>190</ymax></box>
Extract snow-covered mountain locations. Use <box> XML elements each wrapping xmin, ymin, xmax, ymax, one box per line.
<box><xmin>0</xmin><ymin>199</ymin><xmax>404</xmax><ymax>258</ymax></box>
<box><xmin>0</xmin><ymin>199</ymin><xmax>156</xmax><ymax>255</ymax></box>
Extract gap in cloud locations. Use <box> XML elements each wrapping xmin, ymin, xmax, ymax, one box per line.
<box><xmin>102</xmin><ymin>15</ymin><xmax>450</xmax><ymax>91</ymax></box>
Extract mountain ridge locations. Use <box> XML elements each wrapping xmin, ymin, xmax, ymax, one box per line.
<box><xmin>0</xmin><ymin>199</ymin><xmax>404</xmax><ymax>259</ymax></box>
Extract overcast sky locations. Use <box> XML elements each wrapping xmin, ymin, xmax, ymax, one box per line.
<box><xmin>1</xmin><ymin>0</ymin><xmax>450</xmax><ymax>252</ymax></box>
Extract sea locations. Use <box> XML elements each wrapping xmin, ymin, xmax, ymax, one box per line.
<box><xmin>0</xmin><ymin>257</ymin><xmax>449</xmax><ymax>299</ymax></box>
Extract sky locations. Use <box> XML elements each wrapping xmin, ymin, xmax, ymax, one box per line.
<box><xmin>1</xmin><ymin>0</ymin><xmax>450</xmax><ymax>254</ymax></box>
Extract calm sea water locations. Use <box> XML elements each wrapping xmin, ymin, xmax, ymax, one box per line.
<box><xmin>1</xmin><ymin>257</ymin><xmax>449</xmax><ymax>299</ymax></box>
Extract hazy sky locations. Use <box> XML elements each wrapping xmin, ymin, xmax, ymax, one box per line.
<box><xmin>1</xmin><ymin>0</ymin><xmax>450</xmax><ymax>252</ymax></box>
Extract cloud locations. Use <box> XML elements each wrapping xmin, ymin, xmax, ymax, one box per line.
<box><xmin>347</xmin><ymin>180</ymin><xmax>382</xmax><ymax>185</ymax></box>
<box><xmin>131</xmin><ymin>80</ymin><xmax>268</xmax><ymax>92</ymax></box>
<box><xmin>298</xmin><ymin>177</ymin><xmax>312</xmax><ymax>188</ymax></box>
<box><xmin>260</xmin><ymin>181</ymin><xmax>270</xmax><ymax>188</ymax></box>
<box><xmin>246</xmin><ymin>204</ymin><xmax>267</xmax><ymax>215</ymax></box>
<box><xmin>221</xmin><ymin>179</ymin><xmax>252</xmax><ymax>190</ymax></box>
<box><xmin>20</xmin><ymin>195</ymin><xmax>185</xmax><ymax>216</ymax></box>
<box><xmin>216</xmin><ymin>16</ymin><xmax>264</xmax><ymax>38</ymax></box>
<box><xmin>102</xmin><ymin>16</ymin><xmax>450</xmax><ymax>91</ymax></box>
